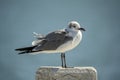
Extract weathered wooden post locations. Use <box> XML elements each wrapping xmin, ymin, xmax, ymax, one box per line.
<box><xmin>35</xmin><ymin>66</ymin><xmax>97</xmax><ymax>80</ymax></box>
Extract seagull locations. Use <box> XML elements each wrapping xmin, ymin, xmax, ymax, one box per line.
<box><xmin>15</xmin><ymin>21</ymin><xmax>85</xmax><ymax>68</ymax></box>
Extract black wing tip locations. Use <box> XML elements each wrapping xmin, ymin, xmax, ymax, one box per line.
<box><xmin>15</xmin><ymin>48</ymin><xmax>28</xmax><ymax>54</ymax></box>
<box><xmin>15</xmin><ymin>48</ymin><xmax>25</xmax><ymax>51</ymax></box>
<box><xmin>15</xmin><ymin>46</ymin><xmax>36</xmax><ymax>51</ymax></box>
<box><xmin>18</xmin><ymin>52</ymin><xmax>26</xmax><ymax>55</ymax></box>
<box><xmin>15</xmin><ymin>48</ymin><xmax>20</xmax><ymax>51</ymax></box>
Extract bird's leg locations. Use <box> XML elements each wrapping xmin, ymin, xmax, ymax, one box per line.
<box><xmin>61</xmin><ymin>53</ymin><xmax>67</xmax><ymax>68</ymax></box>
<box><xmin>61</xmin><ymin>53</ymin><xmax>64</xmax><ymax>67</ymax></box>
<box><xmin>63</xmin><ymin>53</ymin><xmax>67</xmax><ymax>68</ymax></box>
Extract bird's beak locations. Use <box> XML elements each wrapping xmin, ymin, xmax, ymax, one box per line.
<box><xmin>78</xmin><ymin>28</ymin><xmax>85</xmax><ymax>31</ymax></box>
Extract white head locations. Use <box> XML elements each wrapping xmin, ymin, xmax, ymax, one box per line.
<box><xmin>67</xmin><ymin>21</ymin><xmax>85</xmax><ymax>32</ymax></box>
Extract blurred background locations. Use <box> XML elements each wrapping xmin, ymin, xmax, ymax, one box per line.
<box><xmin>0</xmin><ymin>0</ymin><xmax>120</xmax><ymax>80</ymax></box>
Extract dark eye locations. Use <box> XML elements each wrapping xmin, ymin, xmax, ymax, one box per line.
<box><xmin>73</xmin><ymin>26</ymin><xmax>76</xmax><ymax>28</ymax></box>
<box><xmin>69</xmin><ymin>26</ymin><xmax>72</xmax><ymax>28</ymax></box>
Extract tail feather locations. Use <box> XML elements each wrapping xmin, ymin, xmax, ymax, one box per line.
<box><xmin>15</xmin><ymin>46</ymin><xmax>36</xmax><ymax>54</ymax></box>
<box><xmin>18</xmin><ymin>51</ymin><xmax>28</xmax><ymax>54</ymax></box>
<box><xmin>15</xmin><ymin>46</ymin><xmax>36</xmax><ymax>51</ymax></box>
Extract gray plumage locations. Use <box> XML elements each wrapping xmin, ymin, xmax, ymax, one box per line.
<box><xmin>15</xmin><ymin>30</ymin><xmax>73</xmax><ymax>54</ymax></box>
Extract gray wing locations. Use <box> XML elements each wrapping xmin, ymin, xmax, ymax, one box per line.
<box><xmin>33</xmin><ymin>30</ymin><xmax>73</xmax><ymax>51</ymax></box>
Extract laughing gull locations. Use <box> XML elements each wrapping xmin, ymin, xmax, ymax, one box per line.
<box><xmin>15</xmin><ymin>21</ymin><xmax>85</xmax><ymax>68</ymax></box>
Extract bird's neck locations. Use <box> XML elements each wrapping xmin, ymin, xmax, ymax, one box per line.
<box><xmin>68</xmin><ymin>30</ymin><xmax>79</xmax><ymax>38</ymax></box>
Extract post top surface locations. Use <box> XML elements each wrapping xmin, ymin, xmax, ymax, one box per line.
<box><xmin>38</xmin><ymin>66</ymin><xmax>97</xmax><ymax>73</ymax></box>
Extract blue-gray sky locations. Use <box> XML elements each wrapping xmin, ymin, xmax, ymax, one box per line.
<box><xmin>0</xmin><ymin>0</ymin><xmax>120</xmax><ymax>80</ymax></box>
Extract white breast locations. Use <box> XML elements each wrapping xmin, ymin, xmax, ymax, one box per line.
<box><xmin>56</xmin><ymin>31</ymin><xmax>82</xmax><ymax>53</ymax></box>
<box><xmin>72</xmin><ymin>31</ymin><xmax>82</xmax><ymax>49</ymax></box>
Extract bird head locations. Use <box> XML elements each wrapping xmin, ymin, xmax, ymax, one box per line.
<box><xmin>67</xmin><ymin>21</ymin><xmax>85</xmax><ymax>32</ymax></box>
